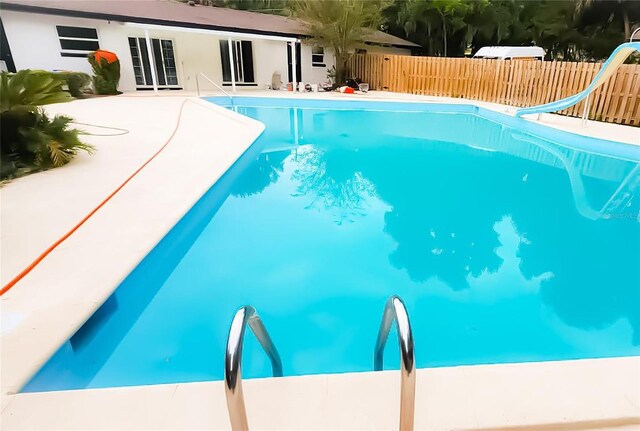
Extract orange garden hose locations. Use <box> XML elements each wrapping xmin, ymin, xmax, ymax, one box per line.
<box><xmin>0</xmin><ymin>98</ymin><xmax>190</xmax><ymax>296</ymax></box>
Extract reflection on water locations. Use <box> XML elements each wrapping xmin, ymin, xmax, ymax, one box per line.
<box><xmin>230</xmin><ymin>151</ymin><xmax>289</xmax><ymax>198</ymax></box>
<box><xmin>25</xmin><ymin>104</ymin><xmax>640</xmax><ymax>392</ymax></box>
<box><xmin>291</xmin><ymin>146</ymin><xmax>377</xmax><ymax>224</ymax></box>
<box><xmin>237</xmin><ymin>107</ymin><xmax>640</xmax><ymax>340</ymax></box>
<box><xmin>467</xmin><ymin>215</ymin><xmax>553</xmax><ymax>300</ymax></box>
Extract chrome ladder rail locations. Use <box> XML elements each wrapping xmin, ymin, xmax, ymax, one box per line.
<box><xmin>225</xmin><ymin>306</ymin><xmax>282</xmax><ymax>431</ymax></box>
<box><xmin>196</xmin><ymin>72</ymin><xmax>234</xmax><ymax>107</ymax></box>
<box><xmin>374</xmin><ymin>295</ymin><xmax>416</xmax><ymax>431</ymax></box>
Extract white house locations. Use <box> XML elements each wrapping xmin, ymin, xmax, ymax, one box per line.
<box><xmin>0</xmin><ymin>0</ymin><xmax>418</xmax><ymax>92</ymax></box>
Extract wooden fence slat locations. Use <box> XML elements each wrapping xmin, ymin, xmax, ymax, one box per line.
<box><xmin>565</xmin><ymin>62</ymin><xmax>576</xmax><ymax>116</ymax></box>
<box><xmin>536</xmin><ymin>61</ymin><xmax>550</xmax><ymax>105</ymax></box>
<box><xmin>574</xmin><ymin>62</ymin><xmax>588</xmax><ymax>116</ymax></box>
<box><xmin>628</xmin><ymin>68</ymin><xmax>640</xmax><ymax>125</ymax></box>
<box><xmin>615</xmin><ymin>67</ymin><xmax>634</xmax><ymax>123</ymax></box>
<box><xmin>601</xmin><ymin>68</ymin><xmax>622</xmax><ymax>122</ymax></box>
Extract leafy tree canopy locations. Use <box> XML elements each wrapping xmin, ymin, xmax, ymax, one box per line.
<box><xmin>187</xmin><ymin>0</ymin><xmax>640</xmax><ymax>61</ymax></box>
<box><xmin>382</xmin><ymin>0</ymin><xmax>640</xmax><ymax>60</ymax></box>
<box><xmin>290</xmin><ymin>0</ymin><xmax>386</xmax><ymax>83</ymax></box>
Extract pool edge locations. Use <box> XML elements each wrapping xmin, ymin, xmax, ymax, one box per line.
<box><xmin>3</xmin><ymin>356</ymin><xmax>639</xmax><ymax>430</ymax></box>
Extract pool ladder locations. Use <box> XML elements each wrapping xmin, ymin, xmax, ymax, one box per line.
<box><xmin>224</xmin><ymin>306</ymin><xmax>282</xmax><ymax>431</ymax></box>
<box><xmin>195</xmin><ymin>72</ymin><xmax>234</xmax><ymax>108</ymax></box>
<box><xmin>224</xmin><ymin>295</ymin><xmax>416</xmax><ymax>430</ymax></box>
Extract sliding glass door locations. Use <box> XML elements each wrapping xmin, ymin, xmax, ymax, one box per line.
<box><xmin>128</xmin><ymin>37</ymin><xmax>179</xmax><ymax>89</ymax></box>
<box><xmin>219</xmin><ymin>40</ymin><xmax>255</xmax><ymax>85</ymax></box>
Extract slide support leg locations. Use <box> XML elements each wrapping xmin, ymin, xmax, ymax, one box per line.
<box><xmin>582</xmin><ymin>93</ymin><xmax>590</xmax><ymax>127</ymax></box>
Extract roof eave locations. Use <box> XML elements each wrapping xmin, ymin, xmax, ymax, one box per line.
<box><xmin>1</xmin><ymin>2</ymin><xmax>418</xmax><ymax>49</ymax></box>
<box><xmin>0</xmin><ymin>2</ymin><xmax>304</xmax><ymax>39</ymax></box>
<box><xmin>364</xmin><ymin>41</ymin><xmax>419</xmax><ymax>50</ymax></box>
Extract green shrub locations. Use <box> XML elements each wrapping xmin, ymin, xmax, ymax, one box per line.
<box><xmin>1</xmin><ymin>109</ymin><xmax>93</xmax><ymax>179</ymax></box>
<box><xmin>0</xmin><ymin>70</ymin><xmax>72</xmax><ymax>112</ymax></box>
<box><xmin>88</xmin><ymin>51</ymin><xmax>121</xmax><ymax>95</ymax></box>
<box><xmin>55</xmin><ymin>71</ymin><xmax>92</xmax><ymax>98</ymax></box>
<box><xmin>0</xmin><ymin>70</ymin><xmax>93</xmax><ymax>181</ymax></box>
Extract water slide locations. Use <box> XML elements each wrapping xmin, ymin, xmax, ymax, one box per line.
<box><xmin>515</xmin><ymin>42</ymin><xmax>640</xmax><ymax>118</ymax></box>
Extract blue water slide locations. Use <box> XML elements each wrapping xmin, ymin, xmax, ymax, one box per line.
<box><xmin>515</xmin><ymin>42</ymin><xmax>640</xmax><ymax>118</ymax></box>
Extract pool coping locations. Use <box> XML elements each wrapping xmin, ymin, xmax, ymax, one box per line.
<box><xmin>3</xmin><ymin>357</ymin><xmax>639</xmax><ymax>430</ymax></box>
<box><xmin>1</xmin><ymin>92</ymin><xmax>639</xmax><ymax>429</ymax></box>
<box><xmin>206</xmin><ymin>94</ymin><xmax>640</xmax><ymax>161</ymax></box>
<box><xmin>206</xmin><ymin>89</ymin><xmax>640</xmax><ymax>147</ymax></box>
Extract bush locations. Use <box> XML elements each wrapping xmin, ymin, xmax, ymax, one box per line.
<box><xmin>1</xmin><ymin>109</ymin><xmax>93</xmax><ymax>179</ymax></box>
<box><xmin>1</xmin><ymin>70</ymin><xmax>72</xmax><ymax>111</ymax></box>
<box><xmin>0</xmin><ymin>70</ymin><xmax>93</xmax><ymax>181</ymax></box>
<box><xmin>55</xmin><ymin>71</ymin><xmax>92</xmax><ymax>98</ymax></box>
<box><xmin>88</xmin><ymin>50</ymin><xmax>121</xmax><ymax>95</ymax></box>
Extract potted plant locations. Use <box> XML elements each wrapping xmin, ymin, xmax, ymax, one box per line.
<box><xmin>88</xmin><ymin>50</ymin><xmax>121</xmax><ymax>95</ymax></box>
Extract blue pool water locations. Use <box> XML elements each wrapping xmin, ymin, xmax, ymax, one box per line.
<box><xmin>25</xmin><ymin>97</ymin><xmax>640</xmax><ymax>392</ymax></box>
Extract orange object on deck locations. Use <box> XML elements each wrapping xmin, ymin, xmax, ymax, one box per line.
<box><xmin>93</xmin><ymin>50</ymin><xmax>118</xmax><ymax>64</ymax></box>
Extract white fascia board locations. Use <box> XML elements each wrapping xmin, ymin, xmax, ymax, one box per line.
<box><xmin>123</xmin><ymin>21</ymin><xmax>300</xmax><ymax>43</ymax></box>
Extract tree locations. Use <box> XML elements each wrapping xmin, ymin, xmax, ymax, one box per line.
<box><xmin>382</xmin><ymin>0</ymin><xmax>639</xmax><ymax>61</ymax></box>
<box><xmin>575</xmin><ymin>0</ymin><xmax>637</xmax><ymax>41</ymax></box>
<box><xmin>290</xmin><ymin>0</ymin><xmax>385</xmax><ymax>84</ymax></box>
<box><xmin>202</xmin><ymin>0</ymin><xmax>640</xmax><ymax>62</ymax></box>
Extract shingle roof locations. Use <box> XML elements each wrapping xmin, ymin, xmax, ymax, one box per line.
<box><xmin>1</xmin><ymin>0</ymin><xmax>419</xmax><ymax>48</ymax></box>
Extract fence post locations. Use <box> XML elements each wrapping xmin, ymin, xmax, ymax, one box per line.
<box><xmin>582</xmin><ymin>92</ymin><xmax>590</xmax><ymax>126</ymax></box>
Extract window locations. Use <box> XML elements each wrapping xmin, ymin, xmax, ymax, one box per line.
<box><xmin>128</xmin><ymin>37</ymin><xmax>179</xmax><ymax>88</ymax></box>
<box><xmin>220</xmin><ymin>40</ymin><xmax>255</xmax><ymax>85</ymax></box>
<box><xmin>312</xmin><ymin>46</ymin><xmax>325</xmax><ymax>67</ymax></box>
<box><xmin>57</xmin><ymin>25</ymin><xmax>99</xmax><ymax>58</ymax></box>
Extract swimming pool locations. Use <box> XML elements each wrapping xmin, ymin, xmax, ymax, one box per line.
<box><xmin>24</xmin><ymin>97</ymin><xmax>640</xmax><ymax>392</ymax></box>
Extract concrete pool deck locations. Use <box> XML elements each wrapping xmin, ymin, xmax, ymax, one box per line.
<box><xmin>1</xmin><ymin>91</ymin><xmax>639</xmax><ymax>429</ymax></box>
<box><xmin>1</xmin><ymin>95</ymin><xmax>265</xmax><ymax>395</ymax></box>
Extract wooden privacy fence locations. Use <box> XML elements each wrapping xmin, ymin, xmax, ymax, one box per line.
<box><xmin>348</xmin><ymin>53</ymin><xmax>640</xmax><ymax>126</ymax></box>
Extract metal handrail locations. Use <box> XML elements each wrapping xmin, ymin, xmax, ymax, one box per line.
<box><xmin>374</xmin><ymin>295</ymin><xmax>416</xmax><ymax>431</ymax></box>
<box><xmin>196</xmin><ymin>72</ymin><xmax>234</xmax><ymax>107</ymax></box>
<box><xmin>225</xmin><ymin>306</ymin><xmax>282</xmax><ymax>431</ymax></box>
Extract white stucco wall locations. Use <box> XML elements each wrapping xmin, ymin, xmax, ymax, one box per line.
<box><xmin>299</xmin><ymin>44</ymin><xmax>412</xmax><ymax>85</ymax></box>
<box><xmin>300</xmin><ymin>43</ymin><xmax>336</xmax><ymax>85</ymax></box>
<box><xmin>1</xmin><ymin>9</ymin><xmax>412</xmax><ymax>91</ymax></box>
<box><xmin>123</xmin><ymin>28</ymin><xmax>218</xmax><ymax>92</ymax></box>
<box><xmin>0</xmin><ymin>10</ymin><xmax>130</xmax><ymax>78</ymax></box>
<box><xmin>0</xmin><ymin>10</ymin><xmax>292</xmax><ymax>92</ymax></box>
<box><xmin>251</xmin><ymin>38</ymin><xmax>289</xmax><ymax>88</ymax></box>
<box><xmin>123</xmin><ymin>30</ymin><xmax>291</xmax><ymax>91</ymax></box>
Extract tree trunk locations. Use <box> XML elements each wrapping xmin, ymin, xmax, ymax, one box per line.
<box><xmin>335</xmin><ymin>51</ymin><xmax>348</xmax><ymax>85</ymax></box>
<box><xmin>623</xmin><ymin>9</ymin><xmax>630</xmax><ymax>40</ymax></box>
<box><xmin>439</xmin><ymin>10</ymin><xmax>447</xmax><ymax>57</ymax></box>
<box><xmin>443</xmin><ymin>29</ymin><xmax>447</xmax><ymax>56</ymax></box>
